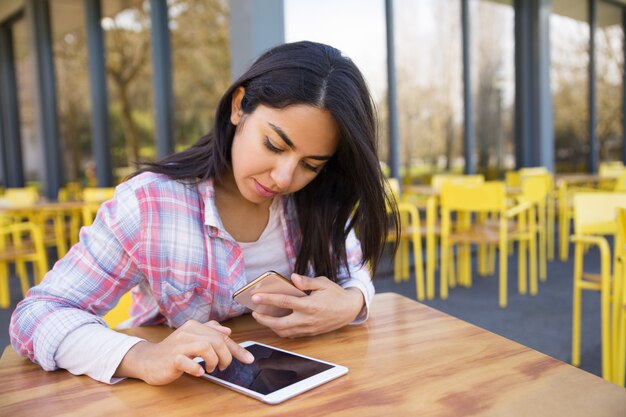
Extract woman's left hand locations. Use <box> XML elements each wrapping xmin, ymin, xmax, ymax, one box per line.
<box><xmin>250</xmin><ymin>273</ymin><xmax>365</xmax><ymax>338</ymax></box>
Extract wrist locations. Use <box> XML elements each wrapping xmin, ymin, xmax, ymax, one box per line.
<box><xmin>345</xmin><ymin>287</ymin><xmax>365</xmax><ymax>321</ymax></box>
<box><xmin>115</xmin><ymin>340</ymin><xmax>153</xmax><ymax>380</ymax></box>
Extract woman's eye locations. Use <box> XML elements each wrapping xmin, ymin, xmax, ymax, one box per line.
<box><xmin>263</xmin><ymin>137</ymin><xmax>282</xmax><ymax>153</ymax></box>
<box><xmin>302</xmin><ymin>162</ymin><xmax>321</xmax><ymax>173</ymax></box>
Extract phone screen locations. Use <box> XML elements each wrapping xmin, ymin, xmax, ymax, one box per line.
<box><xmin>199</xmin><ymin>344</ymin><xmax>333</xmax><ymax>395</ymax></box>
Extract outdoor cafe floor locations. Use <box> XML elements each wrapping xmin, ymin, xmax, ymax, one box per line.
<box><xmin>0</xmin><ymin>234</ymin><xmax>603</xmax><ymax>378</ymax></box>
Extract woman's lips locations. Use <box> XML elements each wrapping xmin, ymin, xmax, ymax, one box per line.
<box><xmin>254</xmin><ymin>180</ymin><xmax>277</xmax><ymax>198</ymax></box>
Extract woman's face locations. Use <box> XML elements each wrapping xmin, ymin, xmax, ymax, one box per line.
<box><xmin>229</xmin><ymin>89</ymin><xmax>339</xmax><ymax>205</ymax></box>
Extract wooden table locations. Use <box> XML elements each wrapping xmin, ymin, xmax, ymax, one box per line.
<box><xmin>1</xmin><ymin>293</ymin><xmax>625</xmax><ymax>416</ymax></box>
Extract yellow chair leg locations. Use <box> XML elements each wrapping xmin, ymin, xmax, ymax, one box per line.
<box><xmin>499</xmin><ymin>237</ymin><xmax>508</xmax><ymax>308</ymax></box>
<box><xmin>571</xmin><ymin>244</ymin><xmax>584</xmax><ymax>367</ymax></box>
<box><xmin>0</xmin><ymin>262</ymin><xmax>9</xmax><ymax>308</ymax></box>
<box><xmin>600</xmin><ymin>283</ymin><xmax>612</xmax><ymax>382</ymax></box>
<box><xmin>547</xmin><ymin>195</ymin><xmax>555</xmax><ymax>261</ymax></box>
<box><xmin>413</xmin><ymin>233</ymin><xmax>425</xmax><ymax>301</ymax></box>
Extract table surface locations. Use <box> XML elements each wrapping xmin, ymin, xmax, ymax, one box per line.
<box><xmin>1</xmin><ymin>293</ymin><xmax>625</xmax><ymax>416</ymax></box>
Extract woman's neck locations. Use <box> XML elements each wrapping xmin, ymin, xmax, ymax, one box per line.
<box><xmin>213</xmin><ymin>170</ymin><xmax>273</xmax><ymax>242</ymax></box>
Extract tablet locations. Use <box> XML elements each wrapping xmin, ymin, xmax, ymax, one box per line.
<box><xmin>195</xmin><ymin>341</ymin><xmax>348</xmax><ymax>404</ymax></box>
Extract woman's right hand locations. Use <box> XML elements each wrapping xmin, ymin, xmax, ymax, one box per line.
<box><xmin>114</xmin><ymin>320</ymin><xmax>255</xmax><ymax>385</ymax></box>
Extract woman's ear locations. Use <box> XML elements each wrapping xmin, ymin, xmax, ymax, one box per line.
<box><xmin>230</xmin><ymin>87</ymin><xmax>245</xmax><ymax>125</ymax></box>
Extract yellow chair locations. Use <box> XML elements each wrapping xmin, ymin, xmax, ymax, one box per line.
<box><xmin>2</xmin><ymin>187</ymin><xmax>69</xmax><ymax>259</ymax></box>
<box><xmin>386</xmin><ymin>178</ymin><xmax>425</xmax><ymax>301</ymax></box>
<box><xmin>518</xmin><ymin>175</ymin><xmax>551</xmax><ymax>282</ymax></box>
<box><xmin>71</xmin><ymin>187</ymin><xmax>115</xmax><ymax>245</ymax></box>
<box><xmin>420</xmin><ymin>174</ymin><xmax>484</xmax><ymax>299</ymax></box>
<box><xmin>519</xmin><ymin>168</ymin><xmax>556</xmax><ymax>261</ymax></box>
<box><xmin>599</xmin><ymin>162</ymin><xmax>624</xmax><ymax>191</ymax></box>
<box><xmin>558</xmin><ymin>178</ymin><xmax>603</xmax><ymax>261</ymax></box>
<box><xmin>103</xmin><ymin>291</ymin><xmax>133</xmax><ymax>329</ymax></box>
<box><xmin>3</xmin><ymin>187</ymin><xmax>39</xmax><ymax>206</ymax></box>
<box><xmin>611</xmin><ymin>208</ymin><xmax>626</xmax><ymax>386</ymax></box>
<box><xmin>57</xmin><ymin>182</ymin><xmax>83</xmax><ymax>202</ymax></box>
<box><xmin>82</xmin><ymin>187</ymin><xmax>115</xmax><ymax>203</ymax></box>
<box><xmin>570</xmin><ymin>192</ymin><xmax>626</xmax><ymax>381</ymax></box>
<box><xmin>0</xmin><ymin>221</ymin><xmax>48</xmax><ymax>308</ymax></box>
<box><xmin>439</xmin><ymin>181</ymin><xmax>535</xmax><ymax>308</ymax></box>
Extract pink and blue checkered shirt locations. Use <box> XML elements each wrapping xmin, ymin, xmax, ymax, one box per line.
<box><xmin>10</xmin><ymin>172</ymin><xmax>373</xmax><ymax>371</ymax></box>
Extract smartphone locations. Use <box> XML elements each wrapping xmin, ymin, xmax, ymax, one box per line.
<box><xmin>233</xmin><ymin>271</ymin><xmax>306</xmax><ymax>317</ymax></box>
<box><xmin>196</xmin><ymin>341</ymin><xmax>348</xmax><ymax>404</ymax></box>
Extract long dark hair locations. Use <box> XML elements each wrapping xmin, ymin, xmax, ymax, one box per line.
<box><xmin>134</xmin><ymin>41</ymin><xmax>399</xmax><ymax>280</ymax></box>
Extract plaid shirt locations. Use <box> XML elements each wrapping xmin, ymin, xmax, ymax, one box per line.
<box><xmin>10</xmin><ymin>172</ymin><xmax>373</xmax><ymax>371</ymax></box>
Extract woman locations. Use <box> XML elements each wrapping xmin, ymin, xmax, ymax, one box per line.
<box><xmin>10</xmin><ymin>41</ymin><xmax>398</xmax><ymax>385</ymax></box>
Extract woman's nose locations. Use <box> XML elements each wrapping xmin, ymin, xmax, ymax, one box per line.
<box><xmin>270</xmin><ymin>161</ymin><xmax>297</xmax><ymax>190</ymax></box>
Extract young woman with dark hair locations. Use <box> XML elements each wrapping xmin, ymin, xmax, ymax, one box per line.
<box><xmin>10</xmin><ymin>41</ymin><xmax>399</xmax><ymax>385</ymax></box>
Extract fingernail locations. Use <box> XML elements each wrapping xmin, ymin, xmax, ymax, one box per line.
<box><xmin>251</xmin><ymin>295</ymin><xmax>261</xmax><ymax>303</ymax></box>
<box><xmin>245</xmin><ymin>351</ymin><xmax>255</xmax><ymax>363</ymax></box>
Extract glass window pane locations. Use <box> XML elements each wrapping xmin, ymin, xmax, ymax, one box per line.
<box><xmin>551</xmin><ymin>1</ymin><xmax>589</xmax><ymax>173</ymax></box>
<box><xmin>50</xmin><ymin>0</ymin><xmax>92</xmax><ymax>185</ymax></box>
<box><xmin>471</xmin><ymin>0</ymin><xmax>515</xmax><ymax>179</ymax></box>
<box><xmin>13</xmin><ymin>18</ymin><xmax>43</xmax><ymax>188</ymax></box>
<box><xmin>395</xmin><ymin>0</ymin><xmax>463</xmax><ymax>181</ymax></box>
<box><xmin>168</xmin><ymin>0</ymin><xmax>231</xmax><ymax>151</ymax></box>
<box><xmin>102</xmin><ymin>0</ymin><xmax>153</xmax><ymax>182</ymax></box>
<box><xmin>597</xmin><ymin>0</ymin><xmax>624</xmax><ymax>163</ymax></box>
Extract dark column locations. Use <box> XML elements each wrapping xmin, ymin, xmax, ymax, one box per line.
<box><xmin>385</xmin><ymin>0</ymin><xmax>401</xmax><ymax>181</ymax></box>
<box><xmin>588</xmin><ymin>0</ymin><xmax>598</xmax><ymax>173</ymax></box>
<box><xmin>0</xmin><ymin>22</ymin><xmax>24</xmax><ymax>186</ymax></box>
<box><xmin>461</xmin><ymin>0</ymin><xmax>475</xmax><ymax>174</ymax></box>
<box><xmin>84</xmin><ymin>0</ymin><xmax>113</xmax><ymax>186</ymax></box>
<box><xmin>150</xmin><ymin>0</ymin><xmax>174</xmax><ymax>158</ymax></box>
<box><xmin>533</xmin><ymin>0</ymin><xmax>554</xmax><ymax>170</ymax></box>
<box><xmin>514</xmin><ymin>0</ymin><xmax>554</xmax><ymax>171</ymax></box>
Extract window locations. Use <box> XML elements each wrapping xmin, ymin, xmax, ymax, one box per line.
<box><xmin>551</xmin><ymin>0</ymin><xmax>589</xmax><ymax>172</ymax></box>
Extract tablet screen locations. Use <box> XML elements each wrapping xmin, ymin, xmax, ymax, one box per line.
<box><xmin>199</xmin><ymin>343</ymin><xmax>333</xmax><ymax>395</ymax></box>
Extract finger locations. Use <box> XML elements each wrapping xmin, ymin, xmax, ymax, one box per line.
<box><xmin>225</xmin><ymin>336</ymin><xmax>255</xmax><ymax>364</ymax></box>
<box><xmin>204</xmin><ymin>320</ymin><xmax>232</xmax><ymax>335</ymax></box>
<box><xmin>211</xmin><ymin>334</ymin><xmax>236</xmax><ymax>371</ymax></box>
<box><xmin>252</xmin><ymin>310</ymin><xmax>289</xmax><ymax>330</ymax></box>
<box><xmin>251</xmin><ymin>292</ymin><xmax>305</xmax><ymax>311</ymax></box>
<box><xmin>252</xmin><ymin>312</ymin><xmax>303</xmax><ymax>338</ymax></box>
<box><xmin>291</xmin><ymin>273</ymin><xmax>328</xmax><ymax>291</ymax></box>
<box><xmin>174</xmin><ymin>354</ymin><xmax>205</xmax><ymax>377</ymax></box>
<box><xmin>192</xmin><ymin>341</ymin><xmax>220</xmax><ymax>372</ymax></box>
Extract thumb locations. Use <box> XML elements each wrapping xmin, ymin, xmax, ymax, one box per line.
<box><xmin>291</xmin><ymin>273</ymin><xmax>326</xmax><ymax>291</ymax></box>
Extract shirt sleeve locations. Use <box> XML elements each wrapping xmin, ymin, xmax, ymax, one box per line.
<box><xmin>9</xmin><ymin>180</ymin><xmax>145</xmax><ymax>372</ymax></box>
<box><xmin>54</xmin><ymin>324</ymin><xmax>144</xmax><ymax>384</ymax></box>
<box><xmin>337</xmin><ymin>228</ymin><xmax>375</xmax><ymax>324</ymax></box>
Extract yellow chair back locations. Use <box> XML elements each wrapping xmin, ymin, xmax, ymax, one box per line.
<box><xmin>82</xmin><ymin>187</ymin><xmax>115</xmax><ymax>203</ymax></box>
<box><xmin>3</xmin><ymin>187</ymin><xmax>39</xmax><ymax>206</ymax></box>
<box><xmin>520</xmin><ymin>175</ymin><xmax>550</xmax><ymax>205</ymax></box>
<box><xmin>599</xmin><ymin>161</ymin><xmax>625</xmax><ymax>179</ymax></box>
<box><xmin>519</xmin><ymin>166</ymin><xmax>550</xmax><ymax>177</ymax></box>
<box><xmin>440</xmin><ymin>181</ymin><xmax>506</xmax><ymax>212</ymax></box>
<box><xmin>505</xmin><ymin>171</ymin><xmax>521</xmax><ymax>187</ymax></box>
<box><xmin>573</xmin><ymin>193</ymin><xmax>626</xmax><ymax>236</ymax></box>
<box><xmin>614</xmin><ymin>172</ymin><xmax>626</xmax><ymax>192</ymax></box>
<box><xmin>431</xmin><ymin>174</ymin><xmax>484</xmax><ymax>191</ymax></box>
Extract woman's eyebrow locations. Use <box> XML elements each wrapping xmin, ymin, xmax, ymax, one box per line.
<box><xmin>269</xmin><ymin>122</ymin><xmax>295</xmax><ymax>149</ymax></box>
<box><xmin>268</xmin><ymin>122</ymin><xmax>332</xmax><ymax>161</ymax></box>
